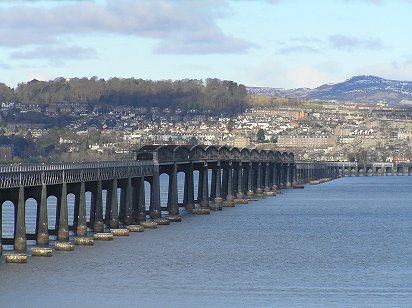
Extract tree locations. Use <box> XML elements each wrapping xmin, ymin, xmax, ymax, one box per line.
<box><xmin>257</xmin><ymin>129</ymin><xmax>265</xmax><ymax>142</ymax></box>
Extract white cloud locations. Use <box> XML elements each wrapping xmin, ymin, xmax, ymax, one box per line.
<box><xmin>328</xmin><ymin>35</ymin><xmax>385</xmax><ymax>51</ymax></box>
<box><xmin>0</xmin><ymin>61</ymin><xmax>11</xmax><ymax>69</ymax></box>
<box><xmin>0</xmin><ymin>0</ymin><xmax>253</xmax><ymax>55</ymax></box>
<box><xmin>10</xmin><ymin>45</ymin><xmax>98</xmax><ymax>63</ymax></box>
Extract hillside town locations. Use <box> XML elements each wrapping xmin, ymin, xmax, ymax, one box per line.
<box><xmin>1</xmin><ymin>99</ymin><xmax>412</xmax><ymax>163</ymax></box>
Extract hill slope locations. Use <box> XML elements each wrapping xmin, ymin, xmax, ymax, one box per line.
<box><xmin>308</xmin><ymin>75</ymin><xmax>412</xmax><ymax>103</ymax></box>
<box><xmin>248</xmin><ymin>75</ymin><xmax>412</xmax><ymax>104</ymax></box>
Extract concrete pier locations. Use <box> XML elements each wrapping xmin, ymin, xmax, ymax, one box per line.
<box><xmin>127</xmin><ymin>225</ymin><xmax>145</xmax><ymax>232</ymax></box>
<box><xmin>5</xmin><ymin>253</ymin><xmax>28</xmax><ymax>263</ymax></box>
<box><xmin>94</xmin><ymin>233</ymin><xmax>114</xmax><ymax>241</ymax></box>
<box><xmin>74</xmin><ymin>237</ymin><xmax>94</xmax><ymax>245</ymax></box>
<box><xmin>31</xmin><ymin>247</ymin><xmax>53</xmax><ymax>257</ymax></box>
<box><xmin>55</xmin><ymin>241</ymin><xmax>75</xmax><ymax>251</ymax></box>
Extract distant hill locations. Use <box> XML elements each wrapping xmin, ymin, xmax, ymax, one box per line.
<box><xmin>247</xmin><ymin>75</ymin><xmax>412</xmax><ymax>104</ymax></box>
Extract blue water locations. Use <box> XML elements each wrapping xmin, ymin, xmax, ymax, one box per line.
<box><xmin>0</xmin><ymin>176</ymin><xmax>411</xmax><ymax>307</ymax></box>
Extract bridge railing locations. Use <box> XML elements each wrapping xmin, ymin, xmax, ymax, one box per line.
<box><xmin>0</xmin><ymin>160</ymin><xmax>152</xmax><ymax>173</ymax></box>
<box><xmin>0</xmin><ymin>160</ymin><xmax>154</xmax><ymax>189</ymax></box>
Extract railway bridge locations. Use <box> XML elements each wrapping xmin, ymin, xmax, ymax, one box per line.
<box><xmin>0</xmin><ymin>145</ymin><xmax>339</xmax><ymax>259</ymax></box>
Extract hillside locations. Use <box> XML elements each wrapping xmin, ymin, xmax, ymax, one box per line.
<box><xmin>247</xmin><ymin>75</ymin><xmax>412</xmax><ymax>104</ymax></box>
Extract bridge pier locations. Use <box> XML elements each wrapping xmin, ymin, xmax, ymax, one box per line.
<box><xmin>15</xmin><ymin>186</ymin><xmax>26</xmax><ymax>252</ymax></box>
<box><xmin>235</xmin><ymin>164</ymin><xmax>245</xmax><ymax>202</ymax></box>
<box><xmin>255</xmin><ymin>162</ymin><xmax>263</xmax><ymax>197</ymax></box>
<box><xmin>93</xmin><ymin>180</ymin><xmax>104</xmax><ymax>232</ymax></box>
<box><xmin>37</xmin><ymin>183</ymin><xmax>49</xmax><ymax>246</ymax></box>
<box><xmin>150</xmin><ymin>160</ymin><xmax>161</xmax><ymax>219</ymax></box>
<box><xmin>225</xmin><ymin>163</ymin><xmax>235</xmax><ymax>206</ymax></box>
<box><xmin>272</xmin><ymin>163</ymin><xmax>278</xmax><ymax>190</ymax></box>
<box><xmin>76</xmin><ymin>181</ymin><xmax>87</xmax><ymax>237</ymax></box>
<box><xmin>199</xmin><ymin>162</ymin><xmax>210</xmax><ymax>209</ymax></box>
<box><xmin>135</xmin><ymin>176</ymin><xmax>146</xmax><ymax>222</ymax></box>
<box><xmin>213</xmin><ymin>163</ymin><xmax>223</xmax><ymax>210</ymax></box>
<box><xmin>247</xmin><ymin>162</ymin><xmax>255</xmax><ymax>199</ymax></box>
<box><xmin>57</xmin><ymin>181</ymin><xmax>69</xmax><ymax>242</ymax></box>
<box><xmin>168</xmin><ymin>164</ymin><xmax>179</xmax><ymax>216</ymax></box>
<box><xmin>210</xmin><ymin>167</ymin><xmax>217</xmax><ymax>202</ymax></box>
<box><xmin>124</xmin><ymin>177</ymin><xmax>134</xmax><ymax>225</ymax></box>
<box><xmin>184</xmin><ymin>164</ymin><xmax>195</xmax><ymax>212</ymax></box>
<box><xmin>263</xmin><ymin>163</ymin><xmax>270</xmax><ymax>192</ymax></box>
<box><xmin>108</xmin><ymin>179</ymin><xmax>120</xmax><ymax>228</ymax></box>
<box><xmin>285</xmin><ymin>163</ymin><xmax>291</xmax><ymax>188</ymax></box>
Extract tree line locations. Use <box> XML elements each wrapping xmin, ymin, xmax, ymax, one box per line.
<box><xmin>0</xmin><ymin>77</ymin><xmax>248</xmax><ymax>113</ymax></box>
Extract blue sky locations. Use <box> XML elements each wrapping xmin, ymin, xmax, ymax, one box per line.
<box><xmin>0</xmin><ymin>0</ymin><xmax>411</xmax><ymax>88</ymax></box>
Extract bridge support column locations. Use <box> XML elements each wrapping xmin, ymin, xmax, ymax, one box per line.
<box><xmin>124</xmin><ymin>177</ymin><xmax>133</xmax><ymax>225</ymax></box>
<box><xmin>76</xmin><ymin>181</ymin><xmax>87</xmax><ymax>237</ymax></box>
<box><xmin>57</xmin><ymin>181</ymin><xmax>69</xmax><ymax>241</ymax></box>
<box><xmin>197</xmin><ymin>169</ymin><xmax>203</xmax><ymax>205</ymax></box>
<box><xmin>279</xmin><ymin>164</ymin><xmax>285</xmax><ymax>188</ymax></box>
<box><xmin>108</xmin><ymin>179</ymin><xmax>119</xmax><ymax>228</ymax></box>
<box><xmin>135</xmin><ymin>176</ymin><xmax>146</xmax><ymax>222</ymax></box>
<box><xmin>168</xmin><ymin>163</ymin><xmax>179</xmax><ymax>216</ymax></box>
<box><xmin>285</xmin><ymin>163</ymin><xmax>291</xmax><ymax>187</ymax></box>
<box><xmin>272</xmin><ymin>163</ymin><xmax>278</xmax><ymax>191</ymax></box>
<box><xmin>236</xmin><ymin>164</ymin><xmax>244</xmax><ymax>200</ymax></box>
<box><xmin>93</xmin><ymin>180</ymin><xmax>104</xmax><ymax>232</ymax></box>
<box><xmin>200</xmin><ymin>163</ymin><xmax>210</xmax><ymax>209</ymax></box>
<box><xmin>37</xmin><ymin>183</ymin><xmax>49</xmax><ymax>246</ymax></box>
<box><xmin>255</xmin><ymin>163</ymin><xmax>263</xmax><ymax>197</ymax></box>
<box><xmin>15</xmin><ymin>186</ymin><xmax>26</xmax><ymax>252</ymax></box>
<box><xmin>150</xmin><ymin>161</ymin><xmax>161</xmax><ymax>219</ymax></box>
<box><xmin>264</xmin><ymin>163</ymin><xmax>271</xmax><ymax>193</ymax></box>
<box><xmin>247</xmin><ymin>162</ymin><xmax>254</xmax><ymax>199</ymax></box>
<box><xmin>264</xmin><ymin>163</ymin><xmax>275</xmax><ymax>196</ymax></box>
<box><xmin>225</xmin><ymin>162</ymin><xmax>234</xmax><ymax>206</ymax></box>
<box><xmin>119</xmin><ymin>182</ymin><xmax>127</xmax><ymax>224</ymax></box>
<box><xmin>210</xmin><ymin>167</ymin><xmax>216</xmax><ymax>201</ymax></box>
<box><xmin>184</xmin><ymin>164</ymin><xmax>194</xmax><ymax>212</ymax></box>
<box><xmin>214</xmin><ymin>163</ymin><xmax>223</xmax><ymax>210</ymax></box>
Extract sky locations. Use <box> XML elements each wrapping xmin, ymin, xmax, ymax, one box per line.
<box><xmin>0</xmin><ymin>0</ymin><xmax>412</xmax><ymax>89</ymax></box>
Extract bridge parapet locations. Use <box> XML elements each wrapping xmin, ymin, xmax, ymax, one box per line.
<box><xmin>0</xmin><ymin>160</ymin><xmax>153</xmax><ymax>189</ymax></box>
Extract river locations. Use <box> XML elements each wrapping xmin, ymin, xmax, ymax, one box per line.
<box><xmin>0</xmin><ymin>176</ymin><xmax>411</xmax><ymax>307</ymax></box>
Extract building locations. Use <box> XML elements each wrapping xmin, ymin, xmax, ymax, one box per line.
<box><xmin>277</xmin><ymin>135</ymin><xmax>336</xmax><ymax>149</ymax></box>
<box><xmin>0</xmin><ymin>145</ymin><xmax>14</xmax><ymax>162</ymax></box>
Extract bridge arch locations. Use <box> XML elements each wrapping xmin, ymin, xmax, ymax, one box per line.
<box><xmin>157</xmin><ymin>145</ymin><xmax>176</xmax><ymax>163</ymax></box>
<box><xmin>190</xmin><ymin>145</ymin><xmax>206</xmax><ymax>161</ymax></box>
<box><xmin>174</xmin><ymin>145</ymin><xmax>190</xmax><ymax>162</ymax></box>
<box><xmin>230</xmin><ymin>147</ymin><xmax>241</xmax><ymax>160</ymax></box>
<box><xmin>274</xmin><ymin>151</ymin><xmax>282</xmax><ymax>163</ymax></box>
<box><xmin>267</xmin><ymin>150</ymin><xmax>275</xmax><ymax>161</ymax></box>
<box><xmin>241</xmin><ymin>148</ymin><xmax>251</xmax><ymax>160</ymax></box>
<box><xmin>281</xmin><ymin>152</ymin><xmax>289</xmax><ymax>163</ymax></box>
<box><xmin>218</xmin><ymin>146</ymin><xmax>230</xmax><ymax>160</ymax></box>
<box><xmin>205</xmin><ymin>145</ymin><xmax>219</xmax><ymax>160</ymax></box>
<box><xmin>250</xmin><ymin>149</ymin><xmax>260</xmax><ymax>160</ymax></box>
<box><xmin>259</xmin><ymin>150</ymin><xmax>268</xmax><ymax>160</ymax></box>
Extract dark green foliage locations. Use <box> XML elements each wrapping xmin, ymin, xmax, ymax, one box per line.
<box><xmin>257</xmin><ymin>128</ymin><xmax>265</xmax><ymax>142</ymax></box>
<box><xmin>0</xmin><ymin>83</ymin><xmax>15</xmax><ymax>103</ymax></box>
<box><xmin>0</xmin><ymin>135</ymin><xmax>35</xmax><ymax>159</ymax></box>
<box><xmin>7</xmin><ymin>111</ymin><xmax>73</xmax><ymax>128</ymax></box>
<box><xmin>14</xmin><ymin>77</ymin><xmax>248</xmax><ymax>113</ymax></box>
